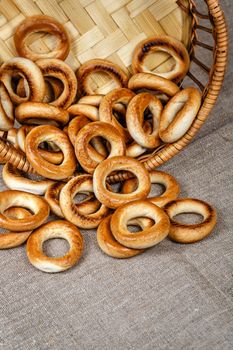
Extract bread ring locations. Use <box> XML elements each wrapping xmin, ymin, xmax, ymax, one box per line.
<box><xmin>97</xmin><ymin>216</ymin><xmax>155</xmax><ymax>259</ymax></box>
<box><xmin>77</xmin><ymin>59</ymin><xmax>128</xmax><ymax>95</ymax></box>
<box><xmin>68</xmin><ymin>104</ymin><xmax>99</xmax><ymax>121</ymax></box>
<box><xmin>17</xmin><ymin>125</ymin><xmax>64</xmax><ymax>165</ymax></box>
<box><xmin>0</xmin><ymin>57</ymin><xmax>45</xmax><ymax>104</ymax></box>
<box><xmin>78</xmin><ymin>94</ymin><xmax>127</xmax><ymax>116</ymax></box>
<box><xmin>67</xmin><ymin>115</ymin><xmax>107</xmax><ymax>160</ymax></box>
<box><xmin>26</xmin><ymin>220</ymin><xmax>83</xmax><ymax>273</ymax></box>
<box><xmin>60</xmin><ymin>174</ymin><xmax>110</xmax><ymax>229</ymax></box>
<box><xmin>111</xmin><ymin>200</ymin><xmax>170</xmax><ymax>249</ymax></box>
<box><xmin>17</xmin><ymin>77</ymin><xmax>54</xmax><ymax>103</ymax></box>
<box><xmin>132</xmin><ymin>36</ymin><xmax>190</xmax><ymax>83</ymax></box>
<box><xmin>25</xmin><ymin>125</ymin><xmax>76</xmax><ymax>180</ymax></box>
<box><xmin>122</xmin><ymin>170</ymin><xmax>180</xmax><ymax>207</ymax></box>
<box><xmin>14</xmin><ymin>15</ymin><xmax>70</xmax><ymax>61</ymax></box>
<box><xmin>0</xmin><ymin>207</ymin><xmax>32</xmax><ymax>249</ymax></box>
<box><xmin>45</xmin><ymin>181</ymin><xmax>101</xmax><ymax>218</ymax></box>
<box><xmin>15</xmin><ymin>102</ymin><xmax>69</xmax><ymax>126</ymax></box>
<box><xmin>75</xmin><ymin>121</ymin><xmax>126</xmax><ymax>174</ymax></box>
<box><xmin>99</xmin><ymin>88</ymin><xmax>135</xmax><ymax>143</ymax></box>
<box><xmin>0</xmin><ymin>82</ymin><xmax>14</xmax><ymax>130</ymax></box>
<box><xmin>3</xmin><ymin>162</ymin><xmax>54</xmax><ymax>195</ymax></box>
<box><xmin>159</xmin><ymin>87</ymin><xmax>202</xmax><ymax>143</ymax></box>
<box><xmin>0</xmin><ymin>190</ymin><xmax>49</xmax><ymax>231</ymax></box>
<box><xmin>126</xmin><ymin>93</ymin><xmax>162</xmax><ymax>149</ymax></box>
<box><xmin>128</xmin><ymin>73</ymin><xmax>180</xmax><ymax>99</ymax></box>
<box><xmin>126</xmin><ymin>121</ymin><xmax>152</xmax><ymax>158</ymax></box>
<box><xmin>36</xmin><ymin>58</ymin><xmax>77</xmax><ymax>109</ymax></box>
<box><xmin>164</xmin><ymin>198</ymin><xmax>217</xmax><ymax>243</ymax></box>
<box><xmin>93</xmin><ymin>156</ymin><xmax>151</xmax><ymax>209</ymax></box>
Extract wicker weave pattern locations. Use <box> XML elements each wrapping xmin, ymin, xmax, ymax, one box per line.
<box><xmin>0</xmin><ymin>0</ymin><xmax>191</xmax><ymax>93</ymax></box>
<box><xmin>0</xmin><ymin>0</ymin><xmax>228</xmax><ymax>179</ymax></box>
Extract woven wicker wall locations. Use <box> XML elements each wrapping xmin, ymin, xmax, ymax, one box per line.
<box><xmin>0</xmin><ymin>0</ymin><xmax>191</xmax><ymax>94</ymax></box>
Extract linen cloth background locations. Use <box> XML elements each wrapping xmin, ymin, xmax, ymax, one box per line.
<box><xmin>0</xmin><ymin>1</ymin><xmax>233</xmax><ymax>349</ymax></box>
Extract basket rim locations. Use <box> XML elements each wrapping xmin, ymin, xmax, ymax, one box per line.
<box><xmin>139</xmin><ymin>0</ymin><xmax>228</xmax><ymax>173</ymax></box>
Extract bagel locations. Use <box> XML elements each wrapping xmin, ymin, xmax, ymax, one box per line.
<box><xmin>0</xmin><ymin>207</ymin><xmax>32</xmax><ymax>249</ymax></box>
<box><xmin>97</xmin><ymin>216</ymin><xmax>154</xmax><ymax>259</ymax></box>
<box><xmin>75</xmin><ymin>121</ymin><xmax>126</xmax><ymax>174</ymax></box>
<box><xmin>164</xmin><ymin>198</ymin><xmax>217</xmax><ymax>243</ymax></box>
<box><xmin>60</xmin><ymin>174</ymin><xmax>110</xmax><ymax>229</ymax></box>
<box><xmin>0</xmin><ymin>57</ymin><xmax>45</xmax><ymax>104</ymax></box>
<box><xmin>132</xmin><ymin>36</ymin><xmax>190</xmax><ymax>83</ymax></box>
<box><xmin>36</xmin><ymin>58</ymin><xmax>77</xmax><ymax>109</ymax></box>
<box><xmin>26</xmin><ymin>220</ymin><xmax>83</xmax><ymax>273</ymax></box>
<box><xmin>159</xmin><ymin>87</ymin><xmax>202</xmax><ymax>143</ymax></box>
<box><xmin>99</xmin><ymin>88</ymin><xmax>135</xmax><ymax>143</ymax></box>
<box><xmin>122</xmin><ymin>170</ymin><xmax>180</xmax><ymax>207</ymax></box>
<box><xmin>0</xmin><ymin>190</ymin><xmax>49</xmax><ymax>231</ymax></box>
<box><xmin>3</xmin><ymin>162</ymin><xmax>54</xmax><ymax>195</ymax></box>
<box><xmin>126</xmin><ymin>92</ymin><xmax>162</xmax><ymax>148</ymax></box>
<box><xmin>77</xmin><ymin>59</ymin><xmax>128</xmax><ymax>95</ymax></box>
<box><xmin>93</xmin><ymin>156</ymin><xmax>151</xmax><ymax>209</ymax></box>
<box><xmin>14</xmin><ymin>15</ymin><xmax>70</xmax><ymax>61</ymax></box>
<box><xmin>111</xmin><ymin>200</ymin><xmax>170</xmax><ymax>249</ymax></box>
<box><xmin>15</xmin><ymin>102</ymin><xmax>69</xmax><ymax>126</ymax></box>
<box><xmin>45</xmin><ymin>181</ymin><xmax>101</xmax><ymax>218</ymax></box>
<box><xmin>25</xmin><ymin>125</ymin><xmax>77</xmax><ymax>180</ymax></box>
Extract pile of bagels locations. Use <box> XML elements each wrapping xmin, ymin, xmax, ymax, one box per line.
<box><xmin>0</xmin><ymin>15</ymin><xmax>217</xmax><ymax>273</ymax></box>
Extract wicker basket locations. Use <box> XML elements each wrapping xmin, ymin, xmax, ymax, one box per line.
<box><xmin>0</xmin><ymin>0</ymin><xmax>228</xmax><ymax>181</ymax></box>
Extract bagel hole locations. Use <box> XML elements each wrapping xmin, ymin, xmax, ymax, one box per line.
<box><xmin>38</xmin><ymin>142</ymin><xmax>64</xmax><ymax>165</ymax></box>
<box><xmin>89</xmin><ymin>136</ymin><xmax>109</xmax><ymax>157</ymax></box>
<box><xmin>87</xmin><ymin>71</ymin><xmax>120</xmax><ymax>95</ymax></box>
<box><xmin>73</xmin><ymin>192</ymin><xmax>92</xmax><ymax>204</ymax></box>
<box><xmin>12</xmin><ymin>75</ymin><xmax>29</xmax><ymax>98</ymax></box>
<box><xmin>43</xmin><ymin>238</ymin><xmax>70</xmax><ymax>258</ymax></box>
<box><xmin>108</xmin><ymin>172</ymin><xmax>136</xmax><ymax>193</ymax></box>
<box><xmin>27</xmin><ymin>32</ymin><xmax>60</xmax><ymax>54</ymax></box>
<box><xmin>45</xmin><ymin>77</ymin><xmax>64</xmax><ymax>100</ymax></box>
<box><xmin>173</xmin><ymin>212</ymin><xmax>204</xmax><ymax>225</ymax></box>
<box><xmin>149</xmin><ymin>183</ymin><xmax>165</xmax><ymax>197</ymax></box>
<box><xmin>144</xmin><ymin>52</ymin><xmax>176</xmax><ymax>74</ymax></box>
<box><xmin>127</xmin><ymin>225</ymin><xmax>142</xmax><ymax>233</ymax></box>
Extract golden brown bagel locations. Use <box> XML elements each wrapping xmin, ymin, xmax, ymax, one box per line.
<box><xmin>128</xmin><ymin>73</ymin><xmax>180</xmax><ymax>100</ymax></box>
<box><xmin>97</xmin><ymin>216</ymin><xmax>155</xmax><ymax>259</ymax></box>
<box><xmin>77</xmin><ymin>59</ymin><xmax>128</xmax><ymax>95</ymax></box>
<box><xmin>0</xmin><ymin>82</ymin><xmax>14</xmax><ymax>130</ymax></box>
<box><xmin>25</xmin><ymin>125</ymin><xmax>77</xmax><ymax>180</ymax></box>
<box><xmin>0</xmin><ymin>190</ymin><xmax>49</xmax><ymax>231</ymax></box>
<box><xmin>0</xmin><ymin>57</ymin><xmax>45</xmax><ymax>104</ymax></box>
<box><xmin>99</xmin><ymin>88</ymin><xmax>135</xmax><ymax>143</ymax></box>
<box><xmin>3</xmin><ymin>162</ymin><xmax>54</xmax><ymax>195</ymax></box>
<box><xmin>14</xmin><ymin>15</ymin><xmax>70</xmax><ymax>61</ymax></box>
<box><xmin>159</xmin><ymin>87</ymin><xmax>202</xmax><ymax>143</ymax></box>
<box><xmin>132</xmin><ymin>36</ymin><xmax>190</xmax><ymax>83</ymax></box>
<box><xmin>26</xmin><ymin>220</ymin><xmax>83</xmax><ymax>273</ymax></box>
<box><xmin>75</xmin><ymin>121</ymin><xmax>126</xmax><ymax>174</ymax></box>
<box><xmin>111</xmin><ymin>200</ymin><xmax>170</xmax><ymax>249</ymax></box>
<box><xmin>45</xmin><ymin>181</ymin><xmax>101</xmax><ymax>218</ymax></box>
<box><xmin>67</xmin><ymin>115</ymin><xmax>107</xmax><ymax>160</ymax></box>
<box><xmin>60</xmin><ymin>174</ymin><xmax>110</xmax><ymax>229</ymax></box>
<box><xmin>0</xmin><ymin>207</ymin><xmax>32</xmax><ymax>249</ymax></box>
<box><xmin>36</xmin><ymin>58</ymin><xmax>77</xmax><ymax>109</ymax></box>
<box><xmin>93</xmin><ymin>156</ymin><xmax>151</xmax><ymax>209</ymax></box>
<box><xmin>17</xmin><ymin>125</ymin><xmax>64</xmax><ymax>165</ymax></box>
<box><xmin>126</xmin><ymin>92</ymin><xmax>162</xmax><ymax>149</ymax></box>
<box><xmin>67</xmin><ymin>104</ymin><xmax>99</xmax><ymax>121</ymax></box>
<box><xmin>122</xmin><ymin>170</ymin><xmax>180</xmax><ymax>207</ymax></box>
<box><xmin>164</xmin><ymin>198</ymin><xmax>217</xmax><ymax>243</ymax></box>
<box><xmin>15</xmin><ymin>102</ymin><xmax>69</xmax><ymax>126</ymax></box>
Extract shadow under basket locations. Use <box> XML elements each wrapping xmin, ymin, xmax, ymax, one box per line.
<box><xmin>0</xmin><ymin>0</ymin><xmax>228</xmax><ymax>183</ymax></box>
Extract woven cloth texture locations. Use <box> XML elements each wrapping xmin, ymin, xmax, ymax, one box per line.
<box><xmin>0</xmin><ymin>0</ymin><xmax>233</xmax><ymax>349</ymax></box>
